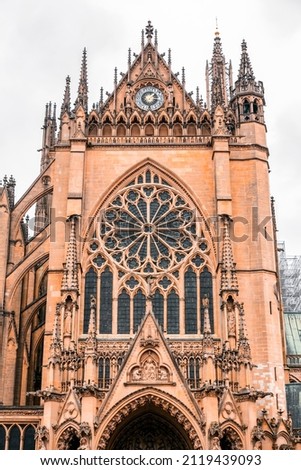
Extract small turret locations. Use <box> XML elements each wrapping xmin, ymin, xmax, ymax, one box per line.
<box><xmin>230</xmin><ymin>40</ymin><xmax>265</xmax><ymax>125</ymax></box>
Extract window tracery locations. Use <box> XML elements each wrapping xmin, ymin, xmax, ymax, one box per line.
<box><xmin>84</xmin><ymin>169</ymin><xmax>214</xmax><ymax>336</ymax></box>
<box><xmin>99</xmin><ymin>173</ymin><xmax>197</xmax><ymax>276</ymax></box>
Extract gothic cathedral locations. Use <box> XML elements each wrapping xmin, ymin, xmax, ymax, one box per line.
<box><xmin>0</xmin><ymin>22</ymin><xmax>298</xmax><ymax>450</ymax></box>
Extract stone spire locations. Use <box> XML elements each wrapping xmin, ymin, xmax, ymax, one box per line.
<box><xmin>237</xmin><ymin>40</ymin><xmax>256</xmax><ymax>89</ymax></box>
<box><xmin>230</xmin><ymin>39</ymin><xmax>265</xmax><ymax>114</ymax></box>
<box><xmin>61</xmin><ymin>216</ymin><xmax>79</xmax><ymax>293</ymax></box>
<box><xmin>60</xmin><ymin>75</ymin><xmax>71</xmax><ymax>116</ymax></box>
<box><xmin>209</xmin><ymin>28</ymin><xmax>228</xmax><ymax>111</ymax></box>
<box><xmin>220</xmin><ymin>216</ymin><xmax>239</xmax><ymax>295</ymax></box>
<box><xmin>74</xmin><ymin>48</ymin><xmax>88</xmax><ymax>113</ymax></box>
<box><xmin>40</xmin><ymin>102</ymin><xmax>57</xmax><ymax>171</ymax></box>
<box><xmin>49</xmin><ymin>303</ymin><xmax>62</xmax><ymax>357</ymax></box>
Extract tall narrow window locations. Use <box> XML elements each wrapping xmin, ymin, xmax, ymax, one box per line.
<box><xmin>24</xmin><ymin>425</ymin><xmax>35</xmax><ymax>450</ymax></box>
<box><xmin>84</xmin><ymin>268</ymin><xmax>97</xmax><ymax>333</ymax></box>
<box><xmin>185</xmin><ymin>268</ymin><xmax>197</xmax><ymax>333</ymax></box>
<box><xmin>243</xmin><ymin>99</ymin><xmax>250</xmax><ymax>114</ymax></box>
<box><xmin>200</xmin><ymin>268</ymin><xmax>214</xmax><ymax>333</ymax></box>
<box><xmin>100</xmin><ymin>267</ymin><xmax>113</xmax><ymax>334</ymax></box>
<box><xmin>133</xmin><ymin>290</ymin><xmax>146</xmax><ymax>332</ymax></box>
<box><xmin>117</xmin><ymin>290</ymin><xmax>130</xmax><ymax>333</ymax></box>
<box><xmin>8</xmin><ymin>425</ymin><xmax>20</xmax><ymax>450</ymax></box>
<box><xmin>167</xmin><ymin>289</ymin><xmax>179</xmax><ymax>334</ymax></box>
<box><xmin>98</xmin><ymin>357</ymin><xmax>110</xmax><ymax>389</ymax></box>
<box><xmin>0</xmin><ymin>425</ymin><xmax>5</xmax><ymax>450</ymax></box>
<box><xmin>153</xmin><ymin>290</ymin><xmax>164</xmax><ymax>329</ymax></box>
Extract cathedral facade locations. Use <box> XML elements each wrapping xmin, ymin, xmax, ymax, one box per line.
<box><xmin>0</xmin><ymin>22</ymin><xmax>299</xmax><ymax>450</ymax></box>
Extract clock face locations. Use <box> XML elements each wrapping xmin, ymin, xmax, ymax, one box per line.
<box><xmin>135</xmin><ymin>86</ymin><xmax>164</xmax><ymax>111</ymax></box>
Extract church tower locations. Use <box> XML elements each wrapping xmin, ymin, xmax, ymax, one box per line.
<box><xmin>0</xmin><ymin>22</ymin><xmax>297</xmax><ymax>450</ymax></box>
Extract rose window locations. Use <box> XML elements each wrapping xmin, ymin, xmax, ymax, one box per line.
<box><xmin>100</xmin><ymin>184</ymin><xmax>197</xmax><ymax>274</ymax></box>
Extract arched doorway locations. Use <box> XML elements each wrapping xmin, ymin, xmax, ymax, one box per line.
<box><xmin>107</xmin><ymin>406</ymin><xmax>193</xmax><ymax>450</ymax></box>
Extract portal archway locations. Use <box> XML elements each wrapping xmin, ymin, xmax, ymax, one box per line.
<box><xmin>107</xmin><ymin>406</ymin><xmax>192</xmax><ymax>450</ymax></box>
<box><xmin>97</xmin><ymin>393</ymin><xmax>202</xmax><ymax>450</ymax></box>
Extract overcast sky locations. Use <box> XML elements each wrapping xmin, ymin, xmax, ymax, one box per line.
<box><xmin>1</xmin><ymin>0</ymin><xmax>300</xmax><ymax>256</ymax></box>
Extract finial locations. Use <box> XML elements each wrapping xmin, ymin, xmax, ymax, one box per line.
<box><xmin>128</xmin><ymin>48</ymin><xmax>131</xmax><ymax>65</ymax></box>
<box><xmin>114</xmin><ymin>67</ymin><xmax>117</xmax><ymax>85</ymax></box>
<box><xmin>196</xmin><ymin>86</ymin><xmax>199</xmax><ymax>104</ymax></box>
<box><xmin>145</xmin><ymin>20</ymin><xmax>154</xmax><ymax>42</ymax></box>
<box><xmin>74</xmin><ymin>47</ymin><xmax>88</xmax><ymax>113</ymax></box>
<box><xmin>141</xmin><ymin>29</ymin><xmax>145</xmax><ymax>48</ymax></box>
<box><xmin>215</xmin><ymin>17</ymin><xmax>219</xmax><ymax>36</ymax></box>
<box><xmin>241</xmin><ymin>39</ymin><xmax>247</xmax><ymax>51</ymax></box>
<box><xmin>154</xmin><ymin>29</ymin><xmax>158</xmax><ymax>47</ymax></box>
<box><xmin>99</xmin><ymin>87</ymin><xmax>103</xmax><ymax>105</ymax></box>
<box><xmin>61</xmin><ymin>76</ymin><xmax>71</xmax><ymax>115</ymax></box>
<box><xmin>168</xmin><ymin>48</ymin><xmax>171</xmax><ymax>66</ymax></box>
<box><xmin>182</xmin><ymin>67</ymin><xmax>186</xmax><ymax>84</ymax></box>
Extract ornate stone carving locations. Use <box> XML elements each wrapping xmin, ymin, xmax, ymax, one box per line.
<box><xmin>35</xmin><ymin>425</ymin><xmax>49</xmax><ymax>450</ymax></box>
<box><xmin>97</xmin><ymin>393</ymin><xmax>202</xmax><ymax>450</ymax></box>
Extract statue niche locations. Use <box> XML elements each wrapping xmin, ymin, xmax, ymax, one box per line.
<box><xmin>130</xmin><ymin>350</ymin><xmax>170</xmax><ymax>383</ymax></box>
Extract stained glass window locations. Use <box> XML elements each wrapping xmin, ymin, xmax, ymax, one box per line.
<box><xmin>100</xmin><ymin>181</ymin><xmax>197</xmax><ymax>275</ymax></box>
<box><xmin>84</xmin><ymin>268</ymin><xmax>97</xmax><ymax>333</ymax></box>
<box><xmin>133</xmin><ymin>290</ymin><xmax>146</xmax><ymax>332</ymax></box>
<box><xmin>100</xmin><ymin>267</ymin><xmax>113</xmax><ymax>333</ymax></box>
<box><xmin>185</xmin><ymin>268</ymin><xmax>197</xmax><ymax>334</ymax></box>
<box><xmin>117</xmin><ymin>290</ymin><xmax>130</xmax><ymax>334</ymax></box>
<box><xmin>153</xmin><ymin>290</ymin><xmax>164</xmax><ymax>328</ymax></box>
<box><xmin>23</xmin><ymin>425</ymin><xmax>35</xmax><ymax>450</ymax></box>
<box><xmin>167</xmin><ymin>290</ymin><xmax>179</xmax><ymax>334</ymax></box>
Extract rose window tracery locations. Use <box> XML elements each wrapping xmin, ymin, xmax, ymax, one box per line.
<box><xmin>100</xmin><ymin>183</ymin><xmax>197</xmax><ymax>275</ymax></box>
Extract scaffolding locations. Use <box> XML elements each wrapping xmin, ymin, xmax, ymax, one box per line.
<box><xmin>278</xmin><ymin>241</ymin><xmax>301</xmax><ymax>313</ymax></box>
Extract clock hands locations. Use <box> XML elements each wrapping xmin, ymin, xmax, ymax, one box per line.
<box><xmin>144</xmin><ymin>92</ymin><xmax>156</xmax><ymax>104</ymax></box>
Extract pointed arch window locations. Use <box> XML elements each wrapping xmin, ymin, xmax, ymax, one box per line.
<box><xmin>145</xmin><ymin>124</ymin><xmax>154</xmax><ymax>136</ymax></box>
<box><xmin>253</xmin><ymin>99</ymin><xmax>258</xmax><ymax>114</ymax></box>
<box><xmin>167</xmin><ymin>289</ymin><xmax>179</xmax><ymax>334</ymax></box>
<box><xmin>243</xmin><ymin>99</ymin><xmax>250</xmax><ymax>114</ymax></box>
<box><xmin>173</xmin><ymin>123</ymin><xmax>182</xmax><ymax>136</ymax></box>
<box><xmin>153</xmin><ymin>289</ymin><xmax>164</xmax><ymax>328</ymax></box>
<box><xmin>159</xmin><ymin>124</ymin><xmax>168</xmax><ymax>136</ymax></box>
<box><xmin>185</xmin><ymin>267</ymin><xmax>197</xmax><ymax>333</ymax></box>
<box><xmin>117</xmin><ymin>124</ymin><xmax>126</xmax><ymax>136</ymax></box>
<box><xmin>187</xmin><ymin>123</ymin><xmax>197</xmax><ymax>136</ymax></box>
<box><xmin>8</xmin><ymin>425</ymin><xmax>20</xmax><ymax>450</ymax></box>
<box><xmin>131</xmin><ymin>123</ymin><xmax>140</xmax><ymax>136</ymax></box>
<box><xmin>134</xmin><ymin>290</ymin><xmax>146</xmax><ymax>332</ymax></box>
<box><xmin>24</xmin><ymin>425</ymin><xmax>36</xmax><ymax>450</ymax></box>
<box><xmin>187</xmin><ymin>357</ymin><xmax>201</xmax><ymax>389</ymax></box>
<box><xmin>84</xmin><ymin>268</ymin><xmax>97</xmax><ymax>333</ymax></box>
<box><xmin>117</xmin><ymin>289</ymin><xmax>130</xmax><ymax>334</ymax></box>
<box><xmin>100</xmin><ymin>267</ymin><xmax>113</xmax><ymax>333</ymax></box>
<box><xmin>103</xmin><ymin>123</ymin><xmax>112</xmax><ymax>136</ymax></box>
<box><xmin>98</xmin><ymin>357</ymin><xmax>111</xmax><ymax>389</ymax></box>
